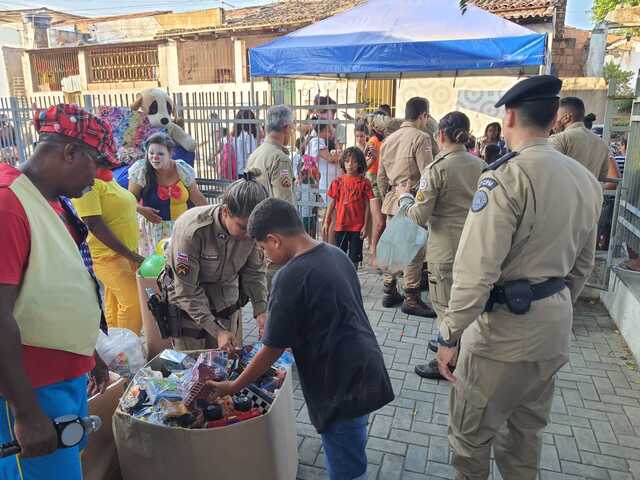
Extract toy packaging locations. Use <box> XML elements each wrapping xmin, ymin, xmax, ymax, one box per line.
<box><xmin>113</xmin><ymin>345</ymin><xmax>298</xmax><ymax>480</ymax></box>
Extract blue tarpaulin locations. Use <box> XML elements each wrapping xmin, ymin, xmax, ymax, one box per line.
<box><xmin>249</xmin><ymin>0</ymin><xmax>547</xmax><ymax>78</ymax></box>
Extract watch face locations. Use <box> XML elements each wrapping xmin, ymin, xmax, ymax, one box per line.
<box><xmin>60</xmin><ymin>421</ymin><xmax>84</xmax><ymax>447</ymax></box>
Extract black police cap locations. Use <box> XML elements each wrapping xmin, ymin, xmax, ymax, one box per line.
<box><xmin>494</xmin><ymin>75</ymin><xmax>563</xmax><ymax>108</ymax></box>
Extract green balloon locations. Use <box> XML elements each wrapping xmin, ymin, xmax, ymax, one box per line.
<box><xmin>138</xmin><ymin>254</ymin><xmax>166</xmax><ymax>278</ymax></box>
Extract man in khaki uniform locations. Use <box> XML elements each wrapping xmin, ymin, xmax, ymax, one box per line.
<box><xmin>377</xmin><ymin>97</ymin><xmax>434</xmax><ymax>317</ymax></box>
<box><xmin>246</xmin><ymin>105</ymin><xmax>295</xmax><ymax>204</ymax></box>
<box><xmin>550</xmin><ymin>96</ymin><xmax>610</xmax><ymax>180</ymax></box>
<box><xmin>435</xmin><ymin>76</ymin><xmax>602</xmax><ymax>480</ymax></box>
<box><xmin>397</xmin><ymin>111</ymin><xmax>485</xmax><ymax>380</ymax></box>
<box><xmin>246</xmin><ymin>105</ymin><xmax>296</xmax><ymax>288</ymax></box>
<box><xmin>167</xmin><ymin>180</ymin><xmax>269</xmax><ymax>352</ymax></box>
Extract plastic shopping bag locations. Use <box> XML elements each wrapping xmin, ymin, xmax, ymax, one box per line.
<box><xmin>376</xmin><ymin>203</ymin><xmax>428</xmax><ymax>274</ymax></box>
<box><xmin>96</xmin><ymin>328</ymin><xmax>146</xmax><ymax>378</ymax></box>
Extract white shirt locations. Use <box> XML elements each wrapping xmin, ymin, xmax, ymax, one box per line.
<box><xmin>233</xmin><ymin>130</ymin><xmax>258</xmax><ymax>174</ymax></box>
<box><xmin>308</xmin><ymin>133</ymin><xmax>337</xmax><ymax>202</ymax></box>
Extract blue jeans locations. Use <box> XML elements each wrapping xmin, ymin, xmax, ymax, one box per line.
<box><xmin>321</xmin><ymin>415</ymin><xmax>369</xmax><ymax>480</ymax></box>
<box><xmin>0</xmin><ymin>375</ymin><xmax>88</xmax><ymax>480</ymax></box>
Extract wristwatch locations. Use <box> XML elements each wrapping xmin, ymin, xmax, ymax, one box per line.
<box><xmin>436</xmin><ymin>334</ymin><xmax>458</xmax><ymax>348</ymax></box>
<box><xmin>398</xmin><ymin>193</ymin><xmax>415</xmax><ymax>207</ymax></box>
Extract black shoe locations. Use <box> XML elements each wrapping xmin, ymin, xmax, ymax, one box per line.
<box><xmin>383</xmin><ymin>291</ymin><xmax>404</xmax><ymax>308</ymax></box>
<box><xmin>428</xmin><ymin>339</ymin><xmax>438</xmax><ymax>353</ymax></box>
<box><xmin>382</xmin><ymin>283</ymin><xmax>404</xmax><ymax>308</ymax></box>
<box><xmin>414</xmin><ymin>359</ymin><xmax>455</xmax><ymax>380</ymax></box>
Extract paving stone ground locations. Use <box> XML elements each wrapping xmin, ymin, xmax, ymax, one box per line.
<box><xmin>244</xmin><ymin>268</ymin><xmax>640</xmax><ymax>479</ymax></box>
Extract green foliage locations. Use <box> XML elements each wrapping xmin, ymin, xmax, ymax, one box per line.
<box><xmin>593</xmin><ymin>0</ymin><xmax>640</xmax><ymax>23</ymax></box>
<box><xmin>603</xmin><ymin>61</ymin><xmax>635</xmax><ymax>94</ymax></box>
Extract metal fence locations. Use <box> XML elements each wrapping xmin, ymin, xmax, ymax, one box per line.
<box><xmin>609</xmin><ymin>77</ymin><xmax>640</xmax><ymax>270</ymax></box>
<box><xmin>0</xmin><ymin>86</ymin><xmax>366</xmax><ymax>229</ymax></box>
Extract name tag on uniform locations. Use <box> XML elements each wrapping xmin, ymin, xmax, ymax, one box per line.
<box><xmin>201</xmin><ymin>254</ymin><xmax>219</xmax><ymax>261</ymax></box>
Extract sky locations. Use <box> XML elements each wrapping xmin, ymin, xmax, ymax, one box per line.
<box><xmin>566</xmin><ymin>0</ymin><xmax>595</xmax><ymax>29</ymax></box>
<box><xmin>2</xmin><ymin>0</ymin><xmax>596</xmax><ymax>29</ymax></box>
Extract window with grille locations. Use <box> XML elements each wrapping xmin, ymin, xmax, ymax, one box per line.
<box><xmin>178</xmin><ymin>38</ymin><xmax>235</xmax><ymax>85</ymax></box>
<box><xmin>29</xmin><ymin>49</ymin><xmax>79</xmax><ymax>92</ymax></box>
<box><xmin>356</xmin><ymin>79</ymin><xmax>397</xmax><ymax>115</ymax></box>
<box><xmin>87</xmin><ymin>44</ymin><xmax>159</xmax><ymax>83</ymax></box>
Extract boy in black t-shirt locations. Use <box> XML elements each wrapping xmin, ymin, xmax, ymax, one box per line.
<box><xmin>210</xmin><ymin>198</ymin><xmax>394</xmax><ymax>480</ymax></box>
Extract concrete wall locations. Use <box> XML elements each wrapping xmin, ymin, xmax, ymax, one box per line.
<box><xmin>396</xmin><ymin>76</ymin><xmax>521</xmax><ymax>137</ymax></box>
<box><xmin>395</xmin><ymin>76</ymin><xmax>607</xmax><ymax>137</ymax></box>
<box><xmin>602</xmin><ymin>270</ymin><xmax>640</xmax><ymax>363</ymax></box>
<box><xmin>0</xmin><ymin>25</ymin><xmax>22</xmax><ymax>97</ymax></box>
<box><xmin>88</xmin><ymin>18</ymin><xmax>162</xmax><ymax>44</ymax></box>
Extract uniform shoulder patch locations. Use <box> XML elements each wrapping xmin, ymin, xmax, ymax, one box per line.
<box><xmin>419</xmin><ymin>176</ymin><xmax>428</xmax><ymax>191</ymax></box>
<box><xmin>471</xmin><ymin>191</ymin><xmax>489</xmax><ymax>213</ymax></box>
<box><xmin>479</xmin><ymin>178</ymin><xmax>498</xmax><ymax>190</ymax></box>
<box><xmin>416</xmin><ymin>191</ymin><xmax>425</xmax><ymax>202</ymax></box>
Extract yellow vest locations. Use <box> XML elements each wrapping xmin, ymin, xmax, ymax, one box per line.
<box><xmin>10</xmin><ymin>174</ymin><xmax>100</xmax><ymax>356</ymax></box>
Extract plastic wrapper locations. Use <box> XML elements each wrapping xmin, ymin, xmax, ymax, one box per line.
<box><xmin>96</xmin><ymin>328</ymin><xmax>146</xmax><ymax>378</ymax></box>
<box><xmin>147</xmin><ymin>377</ymin><xmax>183</xmax><ymax>404</ymax></box>
<box><xmin>376</xmin><ymin>203</ymin><xmax>428</xmax><ymax>274</ymax></box>
<box><xmin>181</xmin><ymin>351</ymin><xmax>228</xmax><ymax>407</ymax></box>
<box><xmin>240</xmin><ymin>343</ymin><xmax>294</xmax><ymax>372</ymax></box>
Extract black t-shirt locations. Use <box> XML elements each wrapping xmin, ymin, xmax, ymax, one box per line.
<box><xmin>262</xmin><ymin>243</ymin><xmax>394</xmax><ymax>432</ymax></box>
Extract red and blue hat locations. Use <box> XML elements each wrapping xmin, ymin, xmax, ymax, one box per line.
<box><xmin>34</xmin><ymin>104</ymin><xmax>118</xmax><ymax>166</ymax></box>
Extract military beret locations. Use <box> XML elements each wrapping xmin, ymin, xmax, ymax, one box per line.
<box><xmin>494</xmin><ymin>75</ymin><xmax>563</xmax><ymax>108</ymax></box>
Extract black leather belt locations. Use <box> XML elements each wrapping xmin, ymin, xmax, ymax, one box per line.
<box><xmin>485</xmin><ymin>277</ymin><xmax>566</xmax><ymax>314</ymax></box>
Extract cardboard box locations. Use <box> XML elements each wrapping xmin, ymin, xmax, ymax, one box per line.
<box><xmin>136</xmin><ymin>273</ymin><xmax>172</xmax><ymax>360</ymax></box>
<box><xmin>113</xmin><ymin>351</ymin><xmax>299</xmax><ymax>480</ymax></box>
<box><xmin>83</xmin><ymin>373</ymin><xmax>125</xmax><ymax>480</ymax></box>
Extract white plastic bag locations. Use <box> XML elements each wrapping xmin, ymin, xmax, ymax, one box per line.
<box><xmin>376</xmin><ymin>203</ymin><xmax>428</xmax><ymax>274</ymax></box>
<box><xmin>96</xmin><ymin>328</ymin><xmax>146</xmax><ymax>378</ymax></box>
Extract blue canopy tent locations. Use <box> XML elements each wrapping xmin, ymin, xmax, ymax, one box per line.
<box><xmin>249</xmin><ymin>0</ymin><xmax>547</xmax><ymax>78</ymax></box>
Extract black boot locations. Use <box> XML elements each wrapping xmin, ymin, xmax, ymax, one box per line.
<box><xmin>382</xmin><ymin>281</ymin><xmax>404</xmax><ymax>308</ymax></box>
<box><xmin>415</xmin><ymin>358</ymin><xmax>455</xmax><ymax>380</ymax></box>
<box><xmin>428</xmin><ymin>338</ymin><xmax>438</xmax><ymax>353</ymax></box>
<box><xmin>401</xmin><ymin>288</ymin><xmax>437</xmax><ymax>318</ymax></box>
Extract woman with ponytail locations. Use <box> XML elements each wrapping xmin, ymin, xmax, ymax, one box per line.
<box><xmin>166</xmin><ymin>175</ymin><xmax>270</xmax><ymax>352</ymax></box>
<box><xmin>397</xmin><ymin>111</ymin><xmax>486</xmax><ymax>381</ymax></box>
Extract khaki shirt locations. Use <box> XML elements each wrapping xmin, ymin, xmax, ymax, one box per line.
<box><xmin>378</xmin><ymin>121</ymin><xmax>433</xmax><ymax>215</ymax></box>
<box><xmin>167</xmin><ymin>205</ymin><xmax>267</xmax><ymax>335</ymax></box>
<box><xmin>422</xmin><ymin>115</ymin><xmax>440</xmax><ymax>157</ymax></box>
<box><xmin>549</xmin><ymin>122</ymin><xmax>609</xmax><ymax>180</ymax></box>
<box><xmin>440</xmin><ymin>139</ymin><xmax>602</xmax><ymax>362</ymax></box>
<box><xmin>406</xmin><ymin>145</ymin><xmax>485</xmax><ymax>263</ymax></box>
<box><xmin>246</xmin><ymin>138</ymin><xmax>295</xmax><ymax>204</ymax></box>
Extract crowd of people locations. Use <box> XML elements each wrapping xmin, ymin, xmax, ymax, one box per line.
<box><xmin>0</xmin><ymin>74</ymin><xmax>619</xmax><ymax>480</ymax></box>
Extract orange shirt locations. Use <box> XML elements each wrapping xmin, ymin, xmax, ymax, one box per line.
<box><xmin>328</xmin><ymin>175</ymin><xmax>374</xmax><ymax>232</ymax></box>
<box><xmin>365</xmin><ymin>136</ymin><xmax>383</xmax><ymax>175</ymax></box>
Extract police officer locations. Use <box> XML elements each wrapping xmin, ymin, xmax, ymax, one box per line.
<box><xmin>550</xmin><ymin>96</ymin><xmax>610</xmax><ymax>180</ymax></box>
<box><xmin>246</xmin><ymin>105</ymin><xmax>295</xmax><ymax>204</ymax></box>
<box><xmin>435</xmin><ymin>76</ymin><xmax>603</xmax><ymax>479</ymax></box>
<box><xmin>167</xmin><ymin>177</ymin><xmax>269</xmax><ymax>352</ymax></box>
<box><xmin>396</xmin><ymin>111</ymin><xmax>485</xmax><ymax>380</ymax></box>
<box><xmin>377</xmin><ymin>97</ymin><xmax>435</xmax><ymax>317</ymax></box>
<box><xmin>246</xmin><ymin>105</ymin><xmax>296</xmax><ymax>290</ymax></box>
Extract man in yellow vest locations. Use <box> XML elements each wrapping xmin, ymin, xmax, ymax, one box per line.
<box><xmin>0</xmin><ymin>104</ymin><xmax>116</xmax><ymax>479</ymax></box>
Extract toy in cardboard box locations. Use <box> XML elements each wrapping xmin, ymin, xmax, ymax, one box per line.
<box><xmin>181</xmin><ymin>350</ymin><xmax>228</xmax><ymax>407</ymax></box>
<box><xmin>113</xmin><ymin>345</ymin><xmax>298</xmax><ymax>480</ymax></box>
<box><xmin>97</xmin><ymin>88</ymin><xmax>197</xmax><ymax>188</ymax></box>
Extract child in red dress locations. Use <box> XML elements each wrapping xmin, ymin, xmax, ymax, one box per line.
<box><xmin>323</xmin><ymin>147</ymin><xmax>373</xmax><ymax>268</ymax></box>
